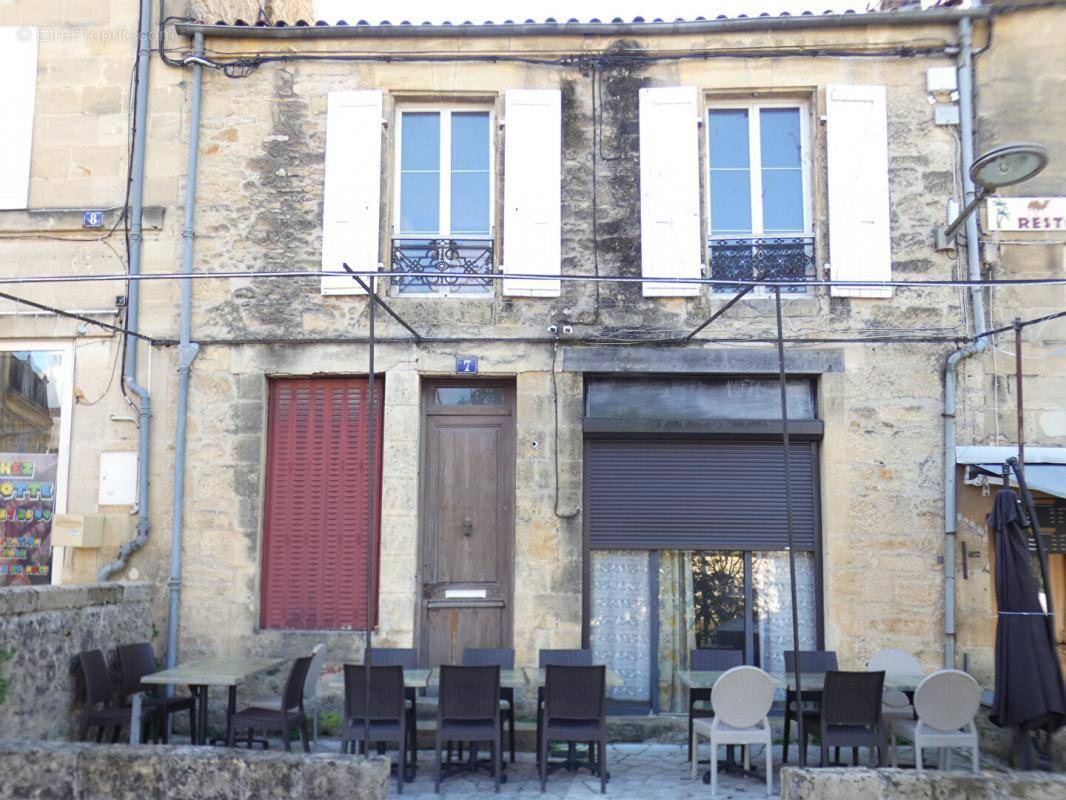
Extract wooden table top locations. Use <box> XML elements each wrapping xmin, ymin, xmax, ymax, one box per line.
<box><xmin>141</xmin><ymin>657</ymin><xmax>287</xmax><ymax>687</ymax></box>
<box><xmin>676</xmin><ymin>669</ymin><xmax>926</xmax><ymax>693</ymax></box>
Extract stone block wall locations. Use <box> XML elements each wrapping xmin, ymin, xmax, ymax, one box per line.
<box><xmin>0</xmin><ymin>742</ymin><xmax>389</xmax><ymax>800</ymax></box>
<box><xmin>0</xmin><ymin>582</ymin><xmax>154</xmax><ymax>741</ymax></box>
<box><xmin>781</xmin><ymin>767</ymin><xmax>1066</xmax><ymax>800</ymax></box>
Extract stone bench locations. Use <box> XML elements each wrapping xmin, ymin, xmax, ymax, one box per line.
<box><xmin>0</xmin><ymin>741</ymin><xmax>389</xmax><ymax>800</ymax></box>
<box><xmin>781</xmin><ymin>766</ymin><xmax>1066</xmax><ymax>799</ymax></box>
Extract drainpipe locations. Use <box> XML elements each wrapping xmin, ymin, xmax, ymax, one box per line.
<box><xmin>164</xmin><ymin>32</ymin><xmax>204</xmax><ymax>673</ymax></box>
<box><xmin>943</xmin><ymin>11</ymin><xmax>989</xmax><ymax>669</ymax></box>
<box><xmin>98</xmin><ymin>0</ymin><xmax>155</xmax><ymax>581</ymax></box>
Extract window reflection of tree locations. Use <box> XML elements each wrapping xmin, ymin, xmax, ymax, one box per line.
<box><xmin>691</xmin><ymin>552</ymin><xmax>745</xmax><ymax>650</ymax></box>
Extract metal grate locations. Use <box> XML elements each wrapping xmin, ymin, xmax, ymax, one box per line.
<box><xmin>708</xmin><ymin>235</ymin><xmax>816</xmax><ymax>293</ymax></box>
<box><xmin>391</xmin><ymin>238</ymin><xmax>495</xmax><ymax>296</ymax></box>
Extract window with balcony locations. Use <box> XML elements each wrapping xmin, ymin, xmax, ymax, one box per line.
<box><xmin>393</xmin><ymin>108</ymin><xmax>495</xmax><ymax>296</ymax></box>
<box><xmin>707</xmin><ymin>102</ymin><xmax>814</xmax><ymax>294</ymax></box>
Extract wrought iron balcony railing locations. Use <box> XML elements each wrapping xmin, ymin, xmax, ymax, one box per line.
<box><xmin>708</xmin><ymin>236</ymin><xmax>816</xmax><ymax>293</ymax></box>
<box><xmin>391</xmin><ymin>238</ymin><xmax>495</xmax><ymax>296</ymax></box>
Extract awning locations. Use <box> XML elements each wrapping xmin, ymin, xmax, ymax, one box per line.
<box><xmin>956</xmin><ymin>446</ymin><xmax>1066</xmax><ymax>500</ymax></box>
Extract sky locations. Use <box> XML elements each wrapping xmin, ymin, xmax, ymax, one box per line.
<box><xmin>313</xmin><ymin>1</ymin><xmax>880</xmax><ymax>24</ymax></box>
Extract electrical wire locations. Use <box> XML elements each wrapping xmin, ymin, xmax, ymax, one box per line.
<box><xmin>77</xmin><ymin>312</ymin><xmax>126</xmax><ymax>406</ymax></box>
<box><xmin>551</xmin><ymin>341</ymin><xmax>579</xmax><ymax>519</ymax></box>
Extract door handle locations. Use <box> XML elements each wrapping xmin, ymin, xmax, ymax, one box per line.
<box><xmin>462</xmin><ymin>518</ymin><xmax>473</xmax><ymax>537</ymax></box>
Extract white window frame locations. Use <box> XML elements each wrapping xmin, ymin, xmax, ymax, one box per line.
<box><xmin>0</xmin><ymin>340</ymin><xmax>75</xmax><ymax>583</ymax></box>
<box><xmin>705</xmin><ymin>98</ymin><xmax>814</xmax><ymax>296</ymax></box>
<box><xmin>392</xmin><ymin>104</ymin><xmax>496</xmax><ymax>297</ymax></box>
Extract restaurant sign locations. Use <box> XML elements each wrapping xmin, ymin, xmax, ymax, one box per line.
<box><xmin>986</xmin><ymin>197</ymin><xmax>1066</xmax><ymax>232</ymax></box>
<box><xmin>0</xmin><ymin>453</ymin><xmax>57</xmax><ymax>587</ymax></box>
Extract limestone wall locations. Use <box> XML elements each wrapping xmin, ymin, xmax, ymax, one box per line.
<box><xmin>781</xmin><ymin>767</ymin><xmax>1066</xmax><ymax>799</ymax></box>
<box><xmin>0</xmin><ymin>582</ymin><xmax>154</xmax><ymax>741</ymax></box>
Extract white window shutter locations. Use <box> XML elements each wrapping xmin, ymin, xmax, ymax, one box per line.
<box><xmin>502</xmin><ymin>89</ymin><xmax>561</xmax><ymax>297</ymax></box>
<box><xmin>826</xmin><ymin>85</ymin><xmax>892</xmax><ymax>298</ymax></box>
<box><xmin>0</xmin><ymin>28</ymin><xmax>38</xmax><ymax>210</ymax></box>
<box><xmin>639</xmin><ymin>86</ymin><xmax>702</xmax><ymax>297</ymax></box>
<box><xmin>321</xmin><ymin>90</ymin><xmax>383</xmax><ymax>295</ymax></box>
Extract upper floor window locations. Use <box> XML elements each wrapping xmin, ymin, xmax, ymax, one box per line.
<box><xmin>393</xmin><ymin>107</ymin><xmax>494</xmax><ymax>296</ymax></box>
<box><xmin>707</xmin><ymin>101</ymin><xmax>814</xmax><ymax>294</ymax></box>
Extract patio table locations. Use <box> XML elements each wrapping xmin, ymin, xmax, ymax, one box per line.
<box><xmin>132</xmin><ymin>656</ymin><xmax>286</xmax><ymax>745</ymax></box>
<box><xmin>522</xmin><ymin>666</ymin><xmax>625</xmax><ymax>688</ymax></box>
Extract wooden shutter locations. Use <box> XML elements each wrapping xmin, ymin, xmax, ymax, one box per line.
<box><xmin>260</xmin><ymin>377</ymin><xmax>383</xmax><ymax>630</ymax></box>
<box><xmin>321</xmin><ymin>90</ymin><xmax>383</xmax><ymax>295</ymax></box>
<box><xmin>0</xmin><ymin>28</ymin><xmax>37</xmax><ymax>210</ymax></box>
<box><xmin>826</xmin><ymin>85</ymin><xmax>892</xmax><ymax>298</ymax></box>
<box><xmin>639</xmin><ymin>86</ymin><xmax>702</xmax><ymax>297</ymax></box>
<box><xmin>587</xmin><ymin>438</ymin><xmax>818</xmax><ymax>550</ymax></box>
<box><xmin>502</xmin><ymin>89</ymin><xmax>561</xmax><ymax>297</ymax></box>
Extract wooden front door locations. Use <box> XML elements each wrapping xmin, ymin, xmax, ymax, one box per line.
<box><xmin>419</xmin><ymin>380</ymin><xmax>515</xmax><ymax>666</ymax></box>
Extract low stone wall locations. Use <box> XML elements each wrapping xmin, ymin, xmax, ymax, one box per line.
<box><xmin>0</xmin><ymin>582</ymin><xmax>154</xmax><ymax>741</ymax></box>
<box><xmin>0</xmin><ymin>741</ymin><xmax>389</xmax><ymax>800</ymax></box>
<box><xmin>780</xmin><ymin>767</ymin><xmax>1066</xmax><ymax>799</ymax></box>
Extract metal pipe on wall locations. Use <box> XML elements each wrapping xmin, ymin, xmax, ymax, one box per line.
<box><xmin>942</xmin><ymin>10</ymin><xmax>991</xmax><ymax>668</ymax></box>
<box><xmin>164</xmin><ymin>32</ymin><xmax>205</xmax><ymax>673</ymax></box>
<box><xmin>99</xmin><ymin>0</ymin><xmax>155</xmax><ymax>581</ymax></box>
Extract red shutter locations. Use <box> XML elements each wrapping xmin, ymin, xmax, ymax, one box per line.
<box><xmin>260</xmin><ymin>377</ymin><xmax>383</xmax><ymax>630</ymax></box>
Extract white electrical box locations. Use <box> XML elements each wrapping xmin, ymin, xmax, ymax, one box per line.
<box><xmin>52</xmin><ymin>514</ymin><xmax>105</xmax><ymax>549</ymax></box>
<box><xmin>935</xmin><ymin>104</ymin><xmax>961</xmax><ymax>126</ymax></box>
<box><xmin>99</xmin><ymin>451</ymin><xmax>138</xmax><ymax>506</ymax></box>
<box><xmin>927</xmin><ymin>66</ymin><xmax>958</xmax><ymax>93</ymax></box>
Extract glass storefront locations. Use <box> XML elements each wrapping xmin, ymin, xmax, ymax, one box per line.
<box><xmin>0</xmin><ymin>348</ymin><xmax>69</xmax><ymax>587</ymax></box>
<box><xmin>590</xmin><ymin>549</ymin><xmax>817</xmax><ymax>713</ymax></box>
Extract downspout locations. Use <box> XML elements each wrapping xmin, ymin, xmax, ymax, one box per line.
<box><xmin>99</xmin><ymin>0</ymin><xmax>154</xmax><ymax>581</ymax></box>
<box><xmin>943</xmin><ymin>11</ymin><xmax>990</xmax><ymax>668</ymax></box>
<box><xmin>164</xmin><ymin>32</ymin><xmax>204</xmax><ymax>672</ymax></box>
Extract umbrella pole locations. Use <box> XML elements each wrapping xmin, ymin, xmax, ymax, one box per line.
<box><xmin>364</xmin><ymin>280</ymin><xmax>377</xmax><ymax>753</ymax></box>
<box><xmin>775</xmin><ymin>287</ymin><xmax>806</xmax><ymax>767</ymax></box>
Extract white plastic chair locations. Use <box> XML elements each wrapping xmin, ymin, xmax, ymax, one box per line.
<box><xmin>248</xmin><ymin>643</ymin><xmax>327</xmax><ymax>739</ymax></box>
<box><xmin>692</xmin><ymin>666</ymin><xmax>774</xmax><ymax>797</ymax></box>
<box><xmin>889</xmin><ymin>669</ymin><xmax>981</xmax><ymax>772</ymax></box>
<box><xmin>868</xmin><ymin>649</ymin><xmax>923</xmax><ymax>722</ymax></box>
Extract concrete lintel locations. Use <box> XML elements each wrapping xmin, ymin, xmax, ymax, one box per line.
<box><xmin>561</xmin><ymin>346</ymin><xmax>845</xmax><ymax>375</ymax></box>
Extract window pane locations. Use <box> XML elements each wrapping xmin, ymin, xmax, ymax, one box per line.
<box><xmin>433</xmin><ymin>387</ymin><xmax>504</xmax><ymax>406</ymax></box>
<box><xmin>1</xmin><ymin>350</ymin><xmax>64</xmax><ymax>587</ymax></box>
<box><xmin>450</xmin><ymin>171</ymin><xmax>490</xmax><ymax>235</ymax></box>
<box><xmin>399</xmin><ymin>172</ymin><xmax>440</xmax><ymax>234</ymax></box>
<box><xmin>590</xmin><ymin>550</ymin><xmax>652</xmax><ymax>703</ymax></box>
<box><xmin>400</xmin><ymin>112</ymin><xmax>440</xmax><ymax>171</ymax></box>
<box><xmin>586</xmin><ymin>377</ymin><xmax>816</xmax><ymax>420</ymax></box>
<box><xmin>759</xmin><ymin>108</ymin><xmax>802</xmax><ymax>169</ymax></box>
<box><xmin>761</xmin><ymin>169</ymin><xmax>804</xmax><ymax>232</ymax></box>
<box><xmin>709</xmin><ymin>170</ymin><xmax>752</xmax><ymax>235</ymax></box>
<box><xmin>709</xmin><ymin>109</ymin><xmax>750</xmax><ymax>168</ymax></box>
<box><xmin>450</xmin><ymin>112</ymin><xmax>489</xmax><ymax>170</ymax></box>
<box><xmin>753</xmin><ymin>551</ymin><xmax>817</xmax><ymax>673</ymax></box>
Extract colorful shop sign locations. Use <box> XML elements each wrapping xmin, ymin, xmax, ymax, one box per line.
<box><xmin>986</xmin><ymin>197</ymin><xmax>1066</xmax><ymax>232</ymax></box>
<box><xmin>0</xmin><ymin>453</ymin><xmax>57</xmax><ymax>587</ymax></box>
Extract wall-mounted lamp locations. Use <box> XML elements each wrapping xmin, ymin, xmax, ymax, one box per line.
<box><xmin>935</xmin><ymin>142</ymin><xmax>1049</xmax><ymax>251</ymax></box>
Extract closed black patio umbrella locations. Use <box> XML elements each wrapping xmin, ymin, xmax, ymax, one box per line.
<box><xmin>988</xmin><ymin>487</ymin><xmax>1066</xmax><ymax>734</ymax></box>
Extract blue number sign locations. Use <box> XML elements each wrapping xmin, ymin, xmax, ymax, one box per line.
<box><xmin>82</xmin><ymin>210</ymin><xmax>104</xmax><ymax>228</ymax></box>
<box><xmin>455</xmin><ymin>356</ymin><xmax>479</xmax><ymax>374</ymax></box>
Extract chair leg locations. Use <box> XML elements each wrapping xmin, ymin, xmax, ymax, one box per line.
<box><xmin>971</xmin><ymin>740</ymin><xmax>980</xmax><ymax>773</ymax></box>
<box><xmin>282</xmin><ymin>722</ymin><xmax>292</xmax><ymax>752</ymax></box>
<box><xmin>820</xmin><ymin>741</ymin><xmax>828</xmax><ymax>768</ymax></box>
<box><xmin>691</xmin><ymin>726</ymin><xmax>699</xmax><ymax>780</ymax></box>
<box><xmin>493</xmin><ymin>735</ymin><xmax>501</xmax><ymax>793</ymax></box>
<box><xmin>852</xmin><ymin>746</ymin><xmax>859</xmax><ymax>766</ymax></box>
<box><xmin>509</xmin><ymin>705</ymin><xmax>516</xmax><ymax>764</ymax></box>
<box><xmin>939</xmin><ymin>747</ymin><xmax>948</xmax><ymax>771</ymax></box>
<box><xmin>299</xmin><ymin>717</ymin><xmax>311</xmax><ymax>753</ymax></box>
<box><xmin>766</xmin><ymin>736</ymin><xmax>773</xmax><ymax>797</ymax></box>
<box><xmin>916</xmin><ymin>743</ymin><xmax>924</xmax><ymax>771</ymax></box>
<box><xmin>226</xmin><ymin>716</ymin><xmax>236</xmax><ymax>748</ymax></box>
<box><xmin>599</xmin><ymin>734</ymin><xmax>607</xmax><ymax>794</ymax></box>
<box><xmin>189</xmin><ymin>706</ymin><xmax>197</xmax><ymax>745</ymax></box>
<box><xmin>782</xmin><ymin>708</ymin><xmax>791</xmax><ymax>765</ymax></box>
<box><xmin>434</xmin><ymin>728</ymin><xmax>442</xmax><ymax>794</ymax></box>
<box><xmin>710</xmin><ymin>738</ymin><xmax>718</xmax><ymax>798</ymax></box>
<box><xmin>539</xmin><ymin>727</ymin><xmax>548</xmax><ymax>792</ymax></box>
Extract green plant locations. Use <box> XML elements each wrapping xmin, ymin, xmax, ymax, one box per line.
<box><xmin>318</xmin><ymin>711</ymin><xmax>343</xmax><ymax>737</ymax></box>
<box><xmin>0</xmin><ymin>646</ymin><xmax>15</xmax><ymax>706</ymax></box>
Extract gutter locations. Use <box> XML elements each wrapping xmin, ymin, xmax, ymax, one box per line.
<box><xmin>164</xmin><ymin>32</ymin><xmax>204</xmax><ymax>674</ymax></box>
<box><xmin>98</xmin><ymin>0</ymin><xmax>155</xmax><ymax>582</ymax></box>
<box><xmin>943</xmin><ymin>12</ymin><xmax>990</xmax><ymax>669</ymax></box>
<box><xmin>175</xmin><ymin>8</ymin><xmax>994</xmax><ymax>40</ymax></box>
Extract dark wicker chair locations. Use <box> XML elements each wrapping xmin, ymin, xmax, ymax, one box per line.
<box><xmin>536</xmin><ymin>649</ymin><xmax>595</xmax><ymax>767</ymax></box>
<box><xmin>226</xmin><ymin>655</ymin><xmax>312</xmax><ymax>752</ymax></box>
<box><xmin>819</xmin><ymin>670</ymin><xmax>889</xmax><ymax>767</ymax></box>
<box><xmin>369</xmin><ymin>648</ymin><xmax>418</xmax><ymax>767</ymax></box>
<box><xmin>463</xmin><ymin>648</ymin><xmax>517</xmax><ymax>764</ymax></box>
<box><xmin>687</xmin><ymin>649</ymin><xmax>744</xmax><ymax>762</ymax></box>
<box><xmin>540</xmin><ymin>665</ymin><xmax>608</xmax><ymax>794</ymax></box>
<box><xmin>341</xmin><ymin>665</ymin><xmax>410</xmax><ymax>794</ymax></box>
<box><xmin>782</xmin><ymin>649</ymin><xmax>838</xmax><ymax>764</ymax></box>
<box><xmin>117</xmin><ymin>642</ymin><xmax>196</xmax><ymax>744</ymax></box>
<box><xmin>435</xmin><ymin>665</ymin><xmax>502</xmax><ymax>793</ymax></box>
<box><xmin>77</xmin><ymin>649</ymin><xmax>159</xmax><ymax>743</ymax></box>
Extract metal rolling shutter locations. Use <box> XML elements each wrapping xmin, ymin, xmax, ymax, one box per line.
<box><xmin>587</xmin><ymin>438</ymin><xmax>817</xmax><ymax>550</ymax></box>
<box><xmin>260</xmin><ymin>377</ymin><xmax>383</xmax><ymax>630</ymax></box>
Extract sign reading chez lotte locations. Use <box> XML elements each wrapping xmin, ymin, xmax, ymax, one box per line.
<box><xmin>986</xmin><ymin>197</ymin><xmax>1066</xmax><ymax>232</ymax></box>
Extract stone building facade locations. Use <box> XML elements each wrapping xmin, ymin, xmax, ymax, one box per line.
<box><xmin>1</xmin><ymin>1</ymin><xmax>1062</xmax><ymax>714</ymax></box>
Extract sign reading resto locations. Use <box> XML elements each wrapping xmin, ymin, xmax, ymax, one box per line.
<box><xmin>986</xmin><ymin>197</ymin><xmax>1066</xmax><ymax>231</ymax></box>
